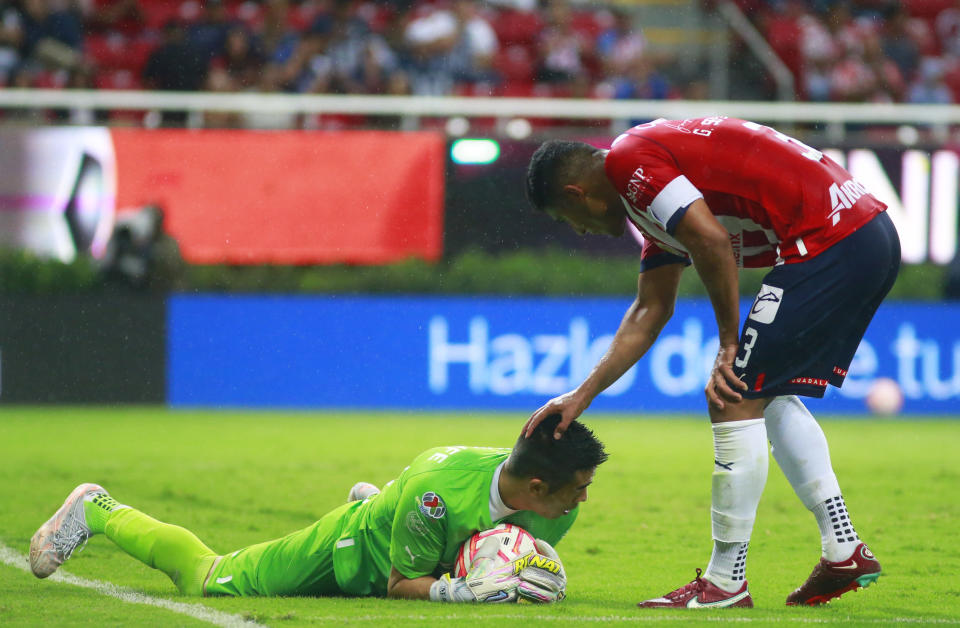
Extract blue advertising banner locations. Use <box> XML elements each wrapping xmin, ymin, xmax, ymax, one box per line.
<box><xmin>168</xmin><ymin>295</ymin><xmax>960</xmax><ymax>414</ymax></box>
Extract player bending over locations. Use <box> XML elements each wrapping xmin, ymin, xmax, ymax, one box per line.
<box><xmin>524</xmin><ymin>117</ymin><xmax>899</xmax><ymax>607</ymax></box>
<box><xmin>30</xmin><ymin>415</ymin><xmax>607</xmax><ymax>603</ymax></box>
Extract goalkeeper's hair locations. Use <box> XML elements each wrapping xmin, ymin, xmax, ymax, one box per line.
<box><xmin>525</xmin><ymin>140</ymin><xmax>596</xmax><ymax>212</ymax></box>
<box><xmin>507</xmin><ymin>415</ymin><xmax>609</xmax><ymax>493</ymax></box>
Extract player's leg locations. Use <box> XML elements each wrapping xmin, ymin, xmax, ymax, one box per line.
<box><xmin>640</xmin><ymin>214</ymin><xmax>897</xmax><ymax>609</ymax></box>
<box><xmin>204</xmin><ymin>500</ymin><xmax>358</xmax><ymax>597</ymax></box>
<box><xmin>765</xmin><ymin>396</ymin><xmax>881</xmax><ymax>606</ymax></box>
<box><xmin>105</xmin><ymin>506</ymin><xmax>218</xmax><ymax>595</ymax></box>
<box><xmin>752</xmin><ymin>212</ymin><xmax>897</xmax><ymax>605</ymax></box>
<box><xmin>30</xmin><ymin>484</ymin><xmax>217</xmax><ymax>596</ymax></box>
<box><xmin>637</xmin><ymin>398</ymin><xmax>769</xmax><ymax>608</ymax></box>
<box><xmin>701</xmin><ymin>404</ymin><xmax>768</xmax><ymax>595</ymax></box>
<box><xmin>772</xmin><ymin>214</ymin><xmax>898</xmax><ymax>605</ymax></box>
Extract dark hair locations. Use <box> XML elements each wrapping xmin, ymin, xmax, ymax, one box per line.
<box><xmin>506</xmin><ymin>414</ymin><xmax>609</xmax><ymax>493</ymax></box>
<box><xmin>525</xmin><ymin>140</ymin><xmax>596</xmax><ymax>211</ymax></box>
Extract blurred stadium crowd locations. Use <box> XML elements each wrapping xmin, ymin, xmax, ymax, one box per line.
<box><xmin>0</xmin><ymin>0</ymin><xmax>671</xmax><ymax>104</ymax></box>
<box><xmin>3</xmin><ymin>0</ymin><xmax>960</xmax><ymax>114</ymax></box>
<box><xmin>745</xmin><ymin>0</ymin><xmax>960</xmax><ymax>104</ymax></box>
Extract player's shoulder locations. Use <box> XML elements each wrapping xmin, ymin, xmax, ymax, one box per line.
<box><xmin>407</xmin><ymin>446</ymin><xmax>510</xmax><ymax>476</ymax></box>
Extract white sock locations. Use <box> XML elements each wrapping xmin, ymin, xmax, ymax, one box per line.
<box><xmin>811</xmin><ymin>495</ymin><xmax>861</xmax><ymax>562</ymax></box>
<box><xmin>705</xmin><ymin>541</ymin><xmax>749</xmax><ymax>592</ymax></box>
<box><xmin>765</xmin><ymin>396</ymin><xmax>859</xmax><ymax>561</ymax></box>
<box><xmin>704</xmin><ymin>419</ymin><xmax>768</xmax><ymax>592</ymax></box>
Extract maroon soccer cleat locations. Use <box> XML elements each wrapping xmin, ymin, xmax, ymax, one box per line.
<box><xmin>637</xmin><ymin>568</ymin><xmax>753</xmax><ymax>609</ymax></box>
<box><xmin>786</xmin><ymin>543</ymin><xmax>882</xmax><ymax>606</ymax></box>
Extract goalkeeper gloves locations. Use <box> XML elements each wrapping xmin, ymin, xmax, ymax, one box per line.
<box><xmin>428</xmin><ymin>537</ymin><xmax>568</xmax><ymax>604</ymax></box>
<box><xmin>515</xmin><ymin>538</ymin><xmax>567</xmax><ymax>603</ymax></box>
<box><xmin>429</xmin><ymin>537</ymin><xmax>521</xmax><ymax>603</ymax></box>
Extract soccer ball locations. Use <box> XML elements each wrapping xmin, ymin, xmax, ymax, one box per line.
<box><xmin>865</xmin><ymin>377</ymin><xmax>904</xmax><ymax>416</ymax></box>
<box><xmin>453</xmin><ymin>523</ymin><xmax>536</xmax><ymax>577</ymax></box>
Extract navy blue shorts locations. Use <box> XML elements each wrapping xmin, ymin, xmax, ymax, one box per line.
<box><xmin>732</xmin><ymin>211</ymin><xmax>901</xmax><ymax>399</ymax></box>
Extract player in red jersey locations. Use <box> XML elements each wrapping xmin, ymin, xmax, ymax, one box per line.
<box><xmin>522</xmin><ymin>117</ymin><xmax>898</xmax><ymax>608</ymax></box>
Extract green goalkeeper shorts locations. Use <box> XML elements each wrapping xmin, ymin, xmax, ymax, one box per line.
<box><xmin>203</xmin><ymin>503</ymin><xmax>353</xmax><ymax>597</ymax></box>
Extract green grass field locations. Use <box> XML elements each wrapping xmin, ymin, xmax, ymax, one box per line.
<box><xmin>1</xmin><ymin>407</ymin><xmax>958</xmax><ymax>627</ymax></box>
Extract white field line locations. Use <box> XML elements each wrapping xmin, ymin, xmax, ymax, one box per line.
<box><xmin>0</xmin><ymin>542</ymin><xmax>266</xmax><ymax>628</ymax></box>
<box><xmin>293</xmin><ymin>615</ymin><xmax>960</xmax><ymax>624</ymax></box>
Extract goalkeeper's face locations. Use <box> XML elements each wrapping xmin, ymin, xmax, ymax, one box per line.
<box><xmin>532</xmin><ymin>467</ymin><xmax>595</xmax><ymax>519</ymax></box>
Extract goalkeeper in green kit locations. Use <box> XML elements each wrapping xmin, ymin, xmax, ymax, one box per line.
<box><xmin>30</xmin><ymin>415</ymin><xmax>607</xmax><ymax>603</ymax></box>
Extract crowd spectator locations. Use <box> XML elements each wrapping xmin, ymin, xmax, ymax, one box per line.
<box><xmin>142</xmin><ymin>19</ymin><xmax>207</xmax><ymax>125</ymax></box>
<box><xmin>536</xmin><ymin>0</ymin><xmax>592</xmax><ymax>85</ymax></box>
<box><xmin>257</xmin><ymin>0</ymin><xmax>300</xmax><ymax>67</ymax></box>
<box><xmin>186</xmin><ymin>0</ymin><xmax>234</xmax><ymax>63</ymax></box>
<box><xmin>402</xmin><ymin>3</ymin><xmax>463</xmax><ymax>95</ymax></box>
<box><xmin>324</xmin><ymin>0</ymin><xmax>397</xmax><ymax>93</ymax></box>
<box><xmin>908</xmin><ymin>57</ymin><xmax>953</xmax><ymax>104</ymax></box>
<box><xmin>142</xmin><ymin>19</ymin><xmax>207</xmax><ymax>91</ymax></box>
<box><xmin>0</xmin><ymin>1</ymin><xmax>24</xmax><ymax>84</ymax></box>
<box><xmin>881</xmin><ymin>5</ymin><xmax>921</xmax><ymax>81</ymax></box>
<box><xmin>936</xmin><ymin>0</ymin><xmax>960</xmax><ymax>58</ymax></box>
<box><xmin>218</xmin><ymin>25</ymin><xmax>263</xmax><ymax>88</ymax></box>
<box><xmin>596</xmin><ymin>8</ymin><xmax>645</xmax><ymax>79</ymax></box>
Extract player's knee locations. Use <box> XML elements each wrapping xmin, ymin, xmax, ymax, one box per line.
<box><xmin>708</xmin><ymin>397</ymin><xmax>770</xmax><ymax>423</ymax></box>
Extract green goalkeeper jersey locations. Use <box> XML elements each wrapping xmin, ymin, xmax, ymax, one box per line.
<box><xmin>331</xmin><ymin>445</ymin><xmax>578</xmax><ymax>596</ymax></box>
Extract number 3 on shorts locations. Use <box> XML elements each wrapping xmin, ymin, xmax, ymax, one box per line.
<box><xmin>735</xmin><ymin>327</ymin><xmax>759</xmax><ymax>368</ymax></box>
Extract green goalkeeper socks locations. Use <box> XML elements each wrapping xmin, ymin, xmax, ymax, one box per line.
<box><xmin>104</xmin><ymin>508</ymin><xmax>218</xmax><ymax>595</ymax></box>
<box><xmin>83</xmin><ymin>492</ymin><xmax>126</xmax><ymax>534</ymax></box>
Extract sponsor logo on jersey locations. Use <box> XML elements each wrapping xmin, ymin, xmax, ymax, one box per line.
<box><xmin>747</xmin><ymin>284</ymin><xmax>783</xmax><ymax>324</ymax></box>
<box><xmin>625</xmin><ymin>167</ymin><xmax>652</xmax><ymax>205</ymax></box>
<box><xmin>729</xmin><ymin>232</ymin><xmax>742</xmax><ymax>267</ymax></box>
<box><xmin>828</xmin><ymin>179</ymin><xmax>869</xmax><ymax>226</ymax></box>
<box><xmin>512</xmin><ymin>551</ymin><xmax>563</xmax><ymax>576</ymax></box>
<box><xmin>418</xmin><ymin>491</ymin><xmax>446</xmax><ymax>519</ymax></box>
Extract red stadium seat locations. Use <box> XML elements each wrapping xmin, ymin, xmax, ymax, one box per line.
<box><xmin>495</xmin><ymin>45</ymin><xmax>535</xmax><ymax>84</ymax></box>
<box><xmin>141</xmin><ymin>0</ymin><xmax>186</xmax><ymax>30</ymax></box>
<box><xmin>95</xmin><ymin>68</ymin><xmax>144</xmax><ymax>90</ymax></box>
<box><xmin>86</xmin><ymin>34</ymin><xmax>156</xmax><ymax>73</ymax></box>
<box><xmin>903</xmin><ymin>0</ymin><xmax>954</xmax><ymax>20</ymax></box>
<box><xmin>570</xmin><ymin>10</ymin><xmax>601</xmax><ymax>44</ymax></box>
<box><xmin>492</xmin><ymin>9</ymin><xmax>543</xmax><ymax>48</ymax></box>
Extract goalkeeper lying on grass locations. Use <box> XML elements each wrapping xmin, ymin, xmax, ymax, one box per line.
<box><xmin>29</xmin><ymin>415</ymin><xmax>607</xmax><ymax>603</ymax></box>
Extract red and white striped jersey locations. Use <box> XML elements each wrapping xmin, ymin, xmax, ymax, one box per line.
<box><xmin>604</xmin><ymin>116</ymin><xmax>887</xmax><ymax>269</ymax></box>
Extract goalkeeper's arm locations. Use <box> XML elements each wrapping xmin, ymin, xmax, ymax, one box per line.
<box><xmin>386</xmin><ymin>567</ymin><xmax>437</xmax><ymax>600</ymax></box>
<box><xmin>388</xmin><ymin>535</ymin><xmax>524</xmax><ymax>602</ymax></box>
<box><xmin>386</xmin><ymin>566</ymin><xmax>518</xmax><ymax>602</ymax></box>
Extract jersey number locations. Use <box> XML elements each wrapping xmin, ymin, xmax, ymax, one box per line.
<box><xmin>742</xmin><ymin>121</ymin><xmax>822</xmax><ymax>162</ymax></box>
<box><xmin>735</xmin><ymin>327</ymin><xmax>759</xmax><ymax>368</ymax></box>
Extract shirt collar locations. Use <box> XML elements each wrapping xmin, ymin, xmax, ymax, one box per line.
<box><xmin>489</xmin><ymin>461</ymin><xmax>518</xmax><ymax>521</ymax></box>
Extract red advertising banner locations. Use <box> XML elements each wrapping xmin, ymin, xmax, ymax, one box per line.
<box><xmin>111</xmin><ymin>129</ymin><xmax>445</xmax><ymax>265</ymax></box>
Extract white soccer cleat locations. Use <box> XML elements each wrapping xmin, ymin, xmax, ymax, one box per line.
<box><xmin>29</xmin><ymin>483</ymin><xmax>107</xmax><ymax>578</ymax></box>
<box><xmin>347</xmin><ymin>482</ymin><xmax>380</xmax><ymax>503</ymax></box>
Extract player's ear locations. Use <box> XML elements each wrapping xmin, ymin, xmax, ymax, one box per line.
<box><xmin>561</xmin><ymin>184</ymin><xmax>586</xmax><ymax>202</ymax></box>
<box><xmin>528</xmin><ymin>477</ymin><xmax>549</xmax><ymax>498</ymax></box>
